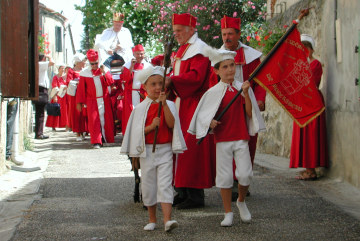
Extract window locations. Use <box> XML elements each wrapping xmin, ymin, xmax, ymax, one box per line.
<box><xmin>55</xmin><ymin>26</ymin><xmax>62</xmax><ymax>52</ymax></box>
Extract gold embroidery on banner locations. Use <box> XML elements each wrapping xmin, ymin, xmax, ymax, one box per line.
<box><xmin>266</xmin><ymin>73</ymin><xmax>273</xmax><ymax>82</ymax></box>
<box><xmin>254</xmin><ymin>77</ymin><xmax>325</xmax><ymax>128</ymax></box>
<box><xmin>302</xmin><ymin>93</ymin><xmax>312</xmax><ymax>99</ymax></box>
<box><xmin>285</xmin><ymin>38</ymin><xmax>305</xmax><ymax>52</ymax></box>
<box><xmin>277</xmin><ymin>62</ymin><xmax>284</xmax><ymax>73</ymax></box>
<box><xmin>279</xmin><ymin>59</ymin><xmax>312</xmax><ymax>96</ymax></box>
<box><xmin>273</xmin><ymin>84</ymin><xmax>302</xmax><ymax>112</ymax></box>
<box><xmin>284</xmin><ymin>53</ymin><xmax>296</xmax><ymax>60</ymax></box>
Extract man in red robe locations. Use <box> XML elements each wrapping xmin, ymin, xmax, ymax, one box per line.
<box><xmin>220</xmin><ymin>15</ymin><xmax>266</xmax><ymax>197</ymax></box>
<box><xmin>76</xmin><ymin>49</ymin><xmax>115</xmax><ymax>149</ymax></box>
<box><xmin>121</xmin><ymin>44</ymin><xmax>151</xmax><ymax>134</ymax></box>
<box><xmin>165</xmin><ymin>13</ymin><xmax>218</xmax><ymax>209</ymax></box>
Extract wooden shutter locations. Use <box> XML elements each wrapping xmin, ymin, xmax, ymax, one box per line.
<box><xmin>55</xmin><ymin>26</ymin><xmax>62</xmax><ymax>52</ymax></box>
<box><xmin>1</xmin><ymin>0</ymin><xmax>38</xmax><ymax>98</ymax></box>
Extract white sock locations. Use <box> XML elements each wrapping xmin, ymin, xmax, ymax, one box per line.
<box><xmin>237</xmin><ymin>201</ymin><xmax>251</xmax><ymax>223</ymax></box>
<box><xmin>221</xmin><ymin>212</ymin><xmax>233</xmax><ymax>227</ymax></box>
<box><xmin>144</xmin><ymin>223</ymin><xmax>156</xmax><ymax>231</ymax></box>
<box><xmin>165</xmin><ymin>220</ymin><xmax>178</xmax><ymax>232</ymax></box>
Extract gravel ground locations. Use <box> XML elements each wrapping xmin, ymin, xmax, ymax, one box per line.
<box><xmin>4</xmin><ymin>129</ymin><xmax>360</xmax><ymax>241</ymax></box>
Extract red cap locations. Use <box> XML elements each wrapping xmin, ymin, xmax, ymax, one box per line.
<box><xmin>132</xmin><ymin>44</ymin><xmax>145</xmax><ymax>52</ymax></box>
<box><xmin>151</xmin><ymin>54</ymin><xmax>164</xmax><ymax>66</ymax></box>
<box><xmin>221</xmin><ymin>15</ymin><xmax>241</xmax><ymax>30</ymax></box>
<box><xmin>86</xmin><ymin>49</ymin><xmax>98</xmax><ymax>62</ymax></box>
<box><xmin>172</xmin><ymin>13</ymin><xmax>197</xmax><ymax>28</ymax></box>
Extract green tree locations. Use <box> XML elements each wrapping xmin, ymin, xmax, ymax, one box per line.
<box><xmin>76</xmin><ymin>0</ymin><xmax>267</xmax><ymax>56</ymax></box>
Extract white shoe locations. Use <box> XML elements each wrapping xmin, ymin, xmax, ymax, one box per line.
<box><xmin>221</xmin><ymin>212</ymin><xmax>233</xmax><ymax>227</ymax></box>
<box><xmin>93</xmin><ymin>144</ymin><xmax>101</xmax><ymax>149</ymax></box>
<box><xmin>165</xmin><ymin>220</ymin><xmax>178</xmax><ymax>232</ymax></box>
<box><xmin>237</xmin><ymin>201</ymin><xmax>251</xmax><ymax>223</ymax></box>
<box><xmin>144</xmin><ymin>223</ymin><xmax>156</xmax><ymax>231</ymax></box>
<box><xmin>76</xmin><ymin>136</ymin><xmax>82</xmax><ymax>141</ymax></box>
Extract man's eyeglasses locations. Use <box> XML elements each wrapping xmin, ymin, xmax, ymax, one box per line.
<box><xmin>90</xmin><ymin>62</ymin><xmax>98</xmax><ymax>65</ymax></box>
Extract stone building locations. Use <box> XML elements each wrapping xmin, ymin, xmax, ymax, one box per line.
<box><xmin>260</xmin><ymin>0</ymin><xmax>360</xmax><ymax>187</ymax></box>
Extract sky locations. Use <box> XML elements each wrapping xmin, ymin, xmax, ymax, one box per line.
<box><xmin>40</xmin><ymin>0</ymin><xmax>85</xmax><ymax>51</ymax></box>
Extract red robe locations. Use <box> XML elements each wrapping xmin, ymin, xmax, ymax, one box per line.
<box><xmin>290</xmin><ymin>59</ymin><xmax>328</xmax><ymax>168</ymax></box>
<box><xmin>66</xmin><ymin>68</ymin><xmax>88</xmax><ymax>133</ymax></box>
<box><xmin>121</xmin><ymin>66</ymin><xmax>146</xmax><ymax>134</ymax></box>
<box><xmin>170</xmin><ymin>54</ymin><xmax>218</xmax><ymax>189</ymax></box>
<box><xmin>242</xmin><ymin>58</ymin><xmax>266</xmax><ymax>164</ymax></box>
<box><xmin>77</xmin><ymin>68</ymin><xmax>115</xmax><ymax>144</ymax></box>
<box><xmin>45</xmin><ymin>75</ymin><xmax>68</xmax><ymax>128</ymax></box>
<box><xmin>109</xmin><ymin>74</ymin><xmax>124</xmax><ymax>130</ymax></box>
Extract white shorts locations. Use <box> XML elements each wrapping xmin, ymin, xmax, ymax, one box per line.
<box><xmin>140</xmin><ymin>144</ymin><xmax>173</xmax><ymax>206</ymax></box>
<box><xmin>216</xmin><ymin>140</ymin><xmax>253</xmax><ymax>188</ymax></box>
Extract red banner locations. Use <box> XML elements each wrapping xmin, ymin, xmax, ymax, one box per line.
<box><xmin>254</xmin><ymin>27</ymin><xmax>325</xmax><ymax>127</ymax></box>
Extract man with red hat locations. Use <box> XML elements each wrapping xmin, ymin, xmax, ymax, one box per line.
<box><xmin>165</xmin><ymin>13</ymin><xmax>218</xmax><ymax>209</ymax></box>
<box><xmin>76</xmin><ymin>49</ymin><xmax>115</xmax><ymax>149</ymax></box>
<box><xmin>151</xmin><ymin>54</ymin><xmax>164</xmax><ymax>66</ymax></box>
<box><xmin>220</xmin><ymin>15</ymin><xmax>266</xmax><ymax>197</ymax></box>
<box><xmin>121</xmin><ymin>44</ymin><xmax>151</xmax><ymax>134</ymax></box>
<box><xmin>95</xmin><ymin>12</ymin><xmax>134</xmax><ymax>66</ymax></box>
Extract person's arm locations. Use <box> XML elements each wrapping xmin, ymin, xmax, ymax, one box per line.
<box><xmin>244</xmin><ymin>58</ymin><xmax>266</xmax><ymax>111</ymax></box>
<box><xmin>45</xmin><ymin>55</ymin><xmax>55</xmax><ymax>67</ymax></box>
<box><xmin>144</xmin><ymin>117</ymin><xmax>160</xmax><ymax>134</ymax></box>
<box><xmin>210</xmin><ymin>119</ymin><xmax>221</xmax><ymax>129</ymax></box>
<box><xmin>242</xmin><ymin>81</ymin><xmax>252</xmax><ymax>118</ymax></box>
<box><xmin>159</xmin><ymin>92</ymin><xmax>175</xmax><ymax>129</ymax></box>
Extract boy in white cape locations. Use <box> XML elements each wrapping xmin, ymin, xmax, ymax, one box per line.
<box><xmin>188</xmin><ymin>48</ymin><xmax>265</xmax><ymax>227</ymax></box>
<box><xmin>121</xmin><ymin>65</ymin><xmax>186</xmax><ymax>232</ymax></box>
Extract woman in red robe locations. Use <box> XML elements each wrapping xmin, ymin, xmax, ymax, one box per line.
<box><xmin>66</xmin><ymin>53</ymin><xmax>88</xmax><ymax>141</ymax></box>
<box><xmin>290</xmin><ymin>34</ymin><xmax>328</xmax><ymax>180</ymax></box>
<box><xmin>46</xmin><ymin>64</ymin><xmax>68</xmax><ymax>129</ymax></box>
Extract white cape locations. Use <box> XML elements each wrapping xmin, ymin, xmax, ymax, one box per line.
<box><xmin>188</xmin><ymin>81</ymin><xmax>266</xmax><ymax>139</ymax></box>
<box><xmin>221</xmin><ymin>41</ymin><xmax>262</xmax><ymax>64</ymax></box>
<box><xmin>121</xmin><ymin>97</ymin><xmax>187</xmax><ymax>157</ymax></box>
<box><xmin>181</xmin><ymin>32</ymin><xmax>209</xmax><ymax>61</ymax></box>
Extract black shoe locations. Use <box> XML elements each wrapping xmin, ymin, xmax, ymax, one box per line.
<box><xmin>35</xmin><ymin>135</ymin><xmax>49</xmax><ymax>140</ymax></box>
<box><xmin>173</xmin><ymin>194</ymin><xmax>187</xmax><ymax>207</ymax></box>
<box><xmin>176</xmin><ymin>198</ymin><xmax>204</xmax><ymax>210</ymax></box>
<box><xmin>231</xmin><ymin>191</ymin><xmax>238</xmax><ymax>202</ymax></box>
<box><xmin>246</xmin><ymin>190</ymin><xmax>251</xmax><ymax>197</ymax></box>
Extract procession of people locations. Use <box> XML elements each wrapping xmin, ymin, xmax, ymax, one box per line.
<box><xmin>40</xmin><ymin>10</ymin><xmax>328</xmax><ymax>233</ymax></box>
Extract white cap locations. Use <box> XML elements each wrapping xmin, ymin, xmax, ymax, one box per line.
<box><xmin>134</xmin><ymin>65</ymin><xmax>165</xmax><ymax>84</ymax></box>
<box><xmin>73</xmin><ymin>53</ymin><xmax>86</xmax><ymax>64</ymax></box>
<box><xmin>205</xmin><ymin>47</ymin><xmax>237</xmax><ymax>66</ymax></box>
<box><xmin>300</xmin><ymin>34</ymin><xmax>315</xmax><ymax>50</ymax></box>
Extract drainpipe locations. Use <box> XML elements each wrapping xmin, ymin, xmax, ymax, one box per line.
<box><xmin>334</xmin><ymin>0</ymin><xmax>337</xmax><ymax>55</ymax></box>
<box><xmin>10</xmin><ymin>98</ymin><xmax>41</xmax><ymax>172</ymax></box>
<box><xmin>11</xmin><ymin>98</ymin><xmax>25</xmax><ymax>165</ymax></box>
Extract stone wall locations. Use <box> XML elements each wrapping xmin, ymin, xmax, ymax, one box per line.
<box><xmin>322</xmin><ymin>0</ymin><xmax>360</xmax><ymax>187</ymax></box>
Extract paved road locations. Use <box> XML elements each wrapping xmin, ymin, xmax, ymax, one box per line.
<box><xmin>8</xmin><ymin>130</ymin><xmax>360</xmax><ymax>240</ymax></box>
